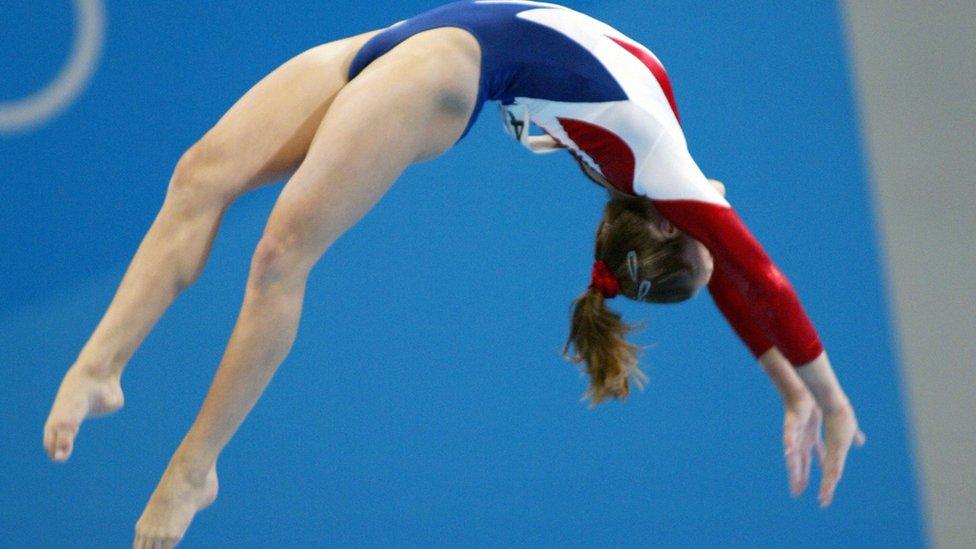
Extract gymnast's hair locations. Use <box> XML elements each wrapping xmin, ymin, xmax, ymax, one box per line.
<box><xmin>563</xmin><ymin>195</ymin><xmax>696</xmax><ymax>405</ymax></box>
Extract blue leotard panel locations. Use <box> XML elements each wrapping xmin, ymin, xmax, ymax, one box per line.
<box><xmin>347</xmin><ymin>1</ymin><xmax>628</xmax><ymax>140</ymax></box>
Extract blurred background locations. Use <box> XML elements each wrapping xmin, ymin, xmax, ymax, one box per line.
<box><xmin>1</xmin><ymin>1</ymin><xmax>972</xmax><ymax>547</ymax></box>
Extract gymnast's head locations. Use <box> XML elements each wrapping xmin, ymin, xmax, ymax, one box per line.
<box><xmin>562</xmin><ymin>193</ymin><xmax>714</xmax><ymax>405</ymax></box>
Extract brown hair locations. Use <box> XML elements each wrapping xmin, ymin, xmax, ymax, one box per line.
<box><xmin>563</xmin><ymin>196</ymin><xmax>696</xmax><ymax>406</ymax></box>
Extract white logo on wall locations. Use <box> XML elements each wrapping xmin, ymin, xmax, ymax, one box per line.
<box><xmin>0</xmin><ymin>0</ymin><xmax>105</xmax><ymax>135</ymax></box>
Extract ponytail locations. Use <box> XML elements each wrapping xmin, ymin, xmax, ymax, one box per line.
<box><xmin>563</xmin><ymin>286</ymin><xmax>647</xmax><ymax>406</ymax></box>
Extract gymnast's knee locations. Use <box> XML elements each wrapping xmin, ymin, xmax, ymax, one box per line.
<box><xmin>249</xmin><ymin>225</ymin><xmax>321</xmax><ymax>291</ymax></box>
<box><xmin>165</xmin><ymin>141</ymin><xmax>238</xmax><ymax>215</ymax></box>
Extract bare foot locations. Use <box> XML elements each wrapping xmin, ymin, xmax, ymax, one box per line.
<box><xmin>134</xmin><ymin>464</ymin><xmax>219</xmax><ymax>549</ymax></box>
<box><xmin>43</xmin><ymin>365</ymin><xmax>124</xmax><ymax>461</ymax></box>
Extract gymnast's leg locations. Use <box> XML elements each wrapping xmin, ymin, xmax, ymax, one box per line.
<box><xmin>43</xmin><ymin>30</ymin><xmax>380</xmax><ymax>462</ymax></box>
<box><xmin>132</xmin><ymin>28</ymin><xmax>480</xmax><ymax>548</ymax></box>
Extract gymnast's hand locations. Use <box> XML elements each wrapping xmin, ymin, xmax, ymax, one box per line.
<box><xmin>761</xmin><ymin>348</ymin><xmax>866</xmax><ymax>506</ymax></box>
<box><xmin>782</xmin><ymin>391</ymin><xmax>824</xmax><ymax>498</ymax></box>
<box><xmin>795</xmin><ymin>352</ymin><xmax>867</xmax><ymax>507</ymax></box>
<box><xmin>815</xmin><ymin>397</ymin><xmax>867</xmax><ymax>507</ymax></box>
<box><xmin>782</xmin><ymin>391</ymin><xmax>868</xmax><ymax>506</ymax></box>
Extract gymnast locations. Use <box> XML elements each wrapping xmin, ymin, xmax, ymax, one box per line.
<box><xmin>42</xmin><ymin>2</ymin><xmax>865</xmax><ymax>546</ymax></box>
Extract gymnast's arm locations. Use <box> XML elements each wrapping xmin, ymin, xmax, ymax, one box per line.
<box><xmin>704</xmin><ymin>180</ymin><xmax>820</xmax><ymax>396</ymax></box>
<box><xmin>708</xmin><ymin>257</ymin><xmax>855</xmax><ymax>413</ymax></box>
<box><xmin>636</xmin><ymin>132</ymin><xmax>865</xmax><ymax>506</ymax></box>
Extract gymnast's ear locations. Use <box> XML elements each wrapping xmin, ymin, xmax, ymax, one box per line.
<box><xmin>658</xmin><ymin>218</ymin><xmax>678</xmax><ymax>238</ymax></box>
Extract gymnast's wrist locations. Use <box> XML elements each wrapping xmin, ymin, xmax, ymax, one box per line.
<box><xmin>758</xmin><ymin>348</ymin><xmax>809</xmax><ymax>404</ymax></box>
<box><xmin>795</xmin><ymin>351</ymin><xmax>851</xmax><ymax>413</ymax></box>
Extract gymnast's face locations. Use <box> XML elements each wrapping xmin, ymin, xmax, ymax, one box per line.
<box><xmin>596</xmin><ymin>178</ymin><xmax>725</xmax><ymax>303</ymax></box>
<box><xmin>681</xmin><ymin>233</ymin><xmax>715</xmax><ymax>292</ymax></box>
<box><xmin>646</xmin><ymin>216</ymin><xmax>715</xmax><ymax>293</ymax></box>
<box><xmin>644</xmin><ymin>178</ymin><xmax>726</xmax><ymax>293</ymax></box>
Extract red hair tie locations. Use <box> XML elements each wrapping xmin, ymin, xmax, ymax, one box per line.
<box><xmin>589</xmin><ymin>260</ymin><xmax>620</xmax><ymax>298</ymax></box>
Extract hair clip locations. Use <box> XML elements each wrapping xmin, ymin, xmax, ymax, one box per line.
<box><xmin>626</xmin><ymin>250</ymin><xmax>639</xmax><ymax>281</ymax></box>
<box><xmin>637</xmin><ymin>280</ymin><xmax>652</xmax><ymax>301</ymax></box>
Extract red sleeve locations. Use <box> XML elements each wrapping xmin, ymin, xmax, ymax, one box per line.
<box><xmin>559</xmin><ymin>89</ymin><xmax>824</xmax><ymax>364</ymax></box>
<box><xmin>708</xmin><ymin>261</ymin><xmax>774</xmax><ymax>359</ymax></box>
<box><xmin>654</xmin><ymin>200</ymin><xmax>823</xmax><ymax>366</ymax></box>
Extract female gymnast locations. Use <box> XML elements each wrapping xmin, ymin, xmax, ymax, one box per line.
<box><xmin>43</xmin><ymin>1</ymin><xmax>865</xmax><ymax>546</ymax></box>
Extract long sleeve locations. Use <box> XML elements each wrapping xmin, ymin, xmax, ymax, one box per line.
<box><xmin>512</xmin><ymin>44</ymin><xmax>826</xmax><ymax>365</ymax></box>
<box><xmin>708</xmin><ymin>261</ymin><xmax>774</xmax><ymax>359</ymax></box>
<box><xmin>634</xmin><ymin>131</ymin><xmax>823</xmax><ymax>366</ymax></box>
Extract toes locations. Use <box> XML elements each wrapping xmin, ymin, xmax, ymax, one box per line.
<box><xmin>134</xmin><ymin>533</ymin><xmax>181</xmax><ymax>549</ymax></box>
<box><xmin>43</xmin><ymin>369</ymin><xmax>126</xmax><ymax>460</ymax></box>
<box><xmin>43</xmin><ymin>424</ymin><xmax>55</xmax><ymax>458</ymax></box>
<box><xmin>52</xmin><ymin>425</ymin><xmax>76</xmax><ymax>461</ymax></box>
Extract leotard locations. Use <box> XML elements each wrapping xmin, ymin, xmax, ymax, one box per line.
<box><xmin>349</xmin><ymin>1</ymin><xmax>823</xmax><ymax>365</ymax></box>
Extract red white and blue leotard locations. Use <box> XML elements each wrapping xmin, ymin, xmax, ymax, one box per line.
<box><xmin>349</xmin><ymin>0</ymin><xmax>823</xmax><ymax>365</ymax></box>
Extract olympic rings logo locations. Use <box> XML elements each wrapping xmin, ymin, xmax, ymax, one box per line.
<box><xmin>0</xmin><ymin>0</ymin><xmax>105</xmax><ymax>135</ymax></box>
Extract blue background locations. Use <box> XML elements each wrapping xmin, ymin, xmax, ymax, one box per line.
<box><xmin>1</xmin><ymin>1</ymin><xmax>925</xmax><ymax>546</ymax></box>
